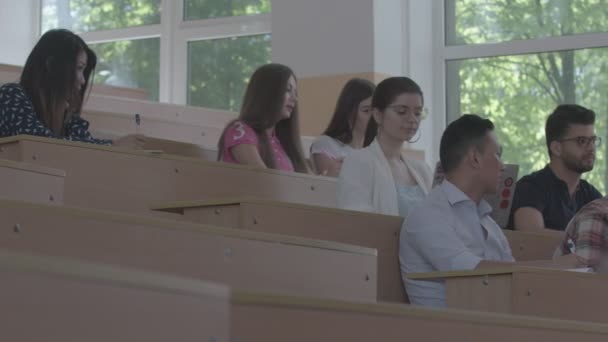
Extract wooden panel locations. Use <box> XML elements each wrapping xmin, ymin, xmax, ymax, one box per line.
<box><xmin>0</xmin><ymin>250</ymin><xmax>229</xmax><ymax>342</ymax></box>
<box><xmin>511</xmin><ymin>271</ymin><xmax>608</xmax><ymax>323</ymax></box>
<box><xmin>445</xmin><ymin>274</ymin><xmax>512</xmax><ymax>313</ymax></box>
<box><xmin>240</xmin><ymin>201</ymin><xmax>403</xmax><ymax>303</ymax></box>
<box><xmin>231</xmin><ymin>293</ymin><xmax>608</xmax><ymax>342</ymax></box>
<box><xmin>0</xmin><ymin>136</ymin><xmax>337</xmax><ymax>215</ymax></box>
<box><xmin>504</xmin><ymin>230</ymin><xmax>563</xmax><ymax>261</ymax></box>
<box><xmin>173</xmin><ymin>159</ymin><xmax>336</xmax><ymax>207</ymax></box>
<box><xmin>0</xmin><ymin>200</ymin><xmax>376</xmax><ymax>302</ymax></box>
<box><xmin>83</xmin><ymin>110</ymin><xmax>223</xmax><ymax>148</ymax></box>
<box><xmin>162</xmin><ymin>198</ymin><xmax>403</xmax><ymax>302</ymax></box>
<box><xmin>0</xmin><ymin>159</ymin><xmax>64</xmax><ymax>204</ymax></box>
<box><xmin>90</xmin><ymin>83</ymin><xmax>148</xmax><ymax>99</ymax></box>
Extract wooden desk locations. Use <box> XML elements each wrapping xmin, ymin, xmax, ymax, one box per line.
<box><xmin>0</xmin><ymin>136</ymin><xmax>337</xmax><ymax>215</ymax></box>
<box><xmin>231</xmin><ymin>290</ymin><xmax>608</xmax><ymax>341</ymax></box>
<box><xmin>408</xmin><ymin>267</ymin><xmax>608</xmax><ymax>323</ymax></box>
<box><xmin>0</xmin><ymin>158</ymin><xmax>64</xmax><ymax>204</ymax></box>
<box><xmin>0</xmin><ymin>199</ymin><xmax>376</xmax><ymax>302</ymax></box>
<box><xmin>0</xmin><ymin>249</ymin><xmax>229</xmax><ymax>341</ymax></box>
<box><xmin>503</xmin><ymin>229</ymin><xmax>563</xmax><ymax>261</ymax></box>
<box><xmin>153</xmin><ymin>197</ymin><xmax>405</xmax><ymax>303</ymax></box>
<box><xmin>7</xmin><ymin>248</ymin><xmax>608</xmax><ymax>342</ymax></box>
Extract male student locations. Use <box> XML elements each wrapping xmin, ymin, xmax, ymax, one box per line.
<box><xmin>508</xmin><ymin>105</ymin><xmax>602</xmax><ymax>232</ymax></box>
<box><xmin>400</xmin><ymin>114</ymin><xmax>515</xmax><ymax>308</ymax></box>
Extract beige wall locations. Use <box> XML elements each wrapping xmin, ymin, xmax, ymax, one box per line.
<box><xmin>297</xmin><ymin>72</ymin><xmax>390</xmax><ymax>136</ymax></box>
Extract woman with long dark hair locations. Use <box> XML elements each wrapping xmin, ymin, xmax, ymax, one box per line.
<box><xmin>217</xmin><ymin>63</ymin><xmax>308</xmax><ymax>173</ymax></box>
<box><xmin>0</xmin><ymin>29</ymin><xmax>141</xmax><ymax>147</ymax></box>
<box><xmin>310</xmin><ymin>78</ymin><xmax>376</xmax><ymax>176</ymax></box>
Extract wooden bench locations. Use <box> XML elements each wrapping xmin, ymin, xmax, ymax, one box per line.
<box><xmin>153</xmin><ymin>197</ymin><xmax>406</xmax><ymax>303</ymax></box>
<box><xmin>0</xmin><ymin>136</ymin><xmax>337</xmax><ymax>215</ymax></box>
<box><xmin>0</xmin><ymin>158</ymin><xmax>64</xmax><ymax>204</ymax></box>
<box><xmin>408</xmin><ymin>267</ymin><xmax>608</xmax><ymax>324</ymax></box>
<box><xmin>0</xmin><ymin>249</ymin><xmax>229</xmax><ymax>341</ymax></box>
<box><xmin>7</xmin><ymin>248</ymin><xmax>608</xmax><ymax>341</ymax></box>
<box><xmin>503</xmin><ymin>229</ymin><xmax>563</xmax><ymax>261</ymax></box>
<box><xmin>0</xmin><ymin>199</ymin><xmax>376</xmax><ymax>302</ymax></box>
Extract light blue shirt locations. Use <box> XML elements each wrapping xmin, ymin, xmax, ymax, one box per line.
<box><xmin>399</xmin><ymin>180</ymin><xmax>514</xmax><ymax>308</ymax></box>
<box><xmin>396</xmin><ymin>185</ymin><xmax>426</xmax><ymax>218</ymax></box>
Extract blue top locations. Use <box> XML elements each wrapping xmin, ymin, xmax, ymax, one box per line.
<box><xmin>507</xmin><ymin>165</ymin><xmax>602</xmax><ymax>231</ymax></box>
<box><xmin>396</xmin><ymin>184</ymin><xmax>425</xmax><ymax>218</ymax></box>
<box><xmin>0</xmin><ymin>83</ymin><xmax>112</xmax><ymax>145</ymax></box>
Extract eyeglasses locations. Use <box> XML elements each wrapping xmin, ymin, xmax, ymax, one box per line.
<box><xmin>387</xmin><ymin>105</ymin><xmax>429</xmax><ymax>120</ymax></box>
<box><xmin>558</xmin><ymin>136</ymin><xmax>602</xmax><ymax>148</ymax></box>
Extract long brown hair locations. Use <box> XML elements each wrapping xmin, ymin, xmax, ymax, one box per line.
<box><xmin>218</xmin><ymin>63</ymin><xmax>308</xmax><ymax>173</ymax></box>
<box><xmin>20</xmin><ymin>29</ymin><xmax>97</xmax><ymax>135</ymax></box>
<box><xmin>323</xmin><ymin>78</ymin><xmax>376</xmax><ymax>146</ymax></box>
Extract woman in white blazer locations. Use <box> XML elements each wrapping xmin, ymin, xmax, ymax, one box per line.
<box><xmin>337</xmin><ymin>77</ymin><xmax>433</xmax><ymax>217</ymax></box>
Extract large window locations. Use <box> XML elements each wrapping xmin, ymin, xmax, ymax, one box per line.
<box><xmin>40</xmin><ymin>0</ymin><xmax>271</xmax><ymax>108</ymax></box>
<box><xmin>444</xmin><ymin>0</ymin><xmax>608</xmax><ymax>193</ymax></box>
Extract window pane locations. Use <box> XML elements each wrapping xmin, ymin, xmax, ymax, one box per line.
<box><xmin>446</xmin><ymin>0</ymin><xmax>608</xmax><ymax>45</ymax></box>
<box><xmin>90</xmin><ymin>38</ymin><xmax>160</xmax><ymax>101</ymax></box>
<box><xmin>188</xmin><ymin>34</ymin><xmax>271</xmax><ymax>111</ymax></box>
<box><xmin>184</xmin><ymin>0</ymin><xmax>270</xmax><ymax>21</ymax></box>
<box><xmin>41</xmin><ymin>0</ymin><xmax>161</xmax><ymax>33</ymax></box>
<box><xmin>446</xmin><ymin>48</ymin><xmax>608</xmax><ymax>193</ymax></box>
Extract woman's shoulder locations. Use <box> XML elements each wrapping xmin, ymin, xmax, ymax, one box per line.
<box><xmin>223</xmin><ymin>120</ymin><xmax>259</xmax><ymax>146</ymax></box>
<box><xmin>310</xmin><ymin>135</ymin><xmax>346</xmax><ymax>153</ymax></box>
<box><xmin>0</xmin><ymin>83</ymin><xmax>27</xmax><ymax>98</ymax></box>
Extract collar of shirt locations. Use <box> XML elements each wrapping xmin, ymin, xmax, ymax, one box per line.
<box><xmin>542</xmin><ymin>164</ymin><xmax>580</xmax><ymax>194</ymax></box>
<box><xmin>441</xmin><ymin>180</ymin><xmax>493</xmax><ymax>218</ymax></box>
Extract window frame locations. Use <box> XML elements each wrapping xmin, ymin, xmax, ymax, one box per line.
<box><xmin>37</xmin><ymin>0</ymin><xmax>271</xmax><ymax>105</ymax></box>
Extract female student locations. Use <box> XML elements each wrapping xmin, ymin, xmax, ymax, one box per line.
<box><xmin>310</xmin><ymin>78</ymin><xmax>376</xmax><ymax>177</ymax></box>
<box><xmin>217</xmin><ymin>63</ymin><xmax>308</xmax><ymax>173</ymax></box>
<box><xmin>337</xmin><ymin>77</ymin><xmax>433</xmax><ymax>217</ymax></box>
<box><xmin>0</xmin><ymin>29</ymin><xmax>140</xmax><ymax>147</ymax></box>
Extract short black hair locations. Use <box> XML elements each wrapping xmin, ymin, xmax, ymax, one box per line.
<box><xmin>545</xmin><ymin>104</ymin><xmax>596</xmax><ymax>157</ymax></box>
<box><xmin>440</xmin><ymin>114</ymin><xmax>495</xmax><ymax>173</ymax></box>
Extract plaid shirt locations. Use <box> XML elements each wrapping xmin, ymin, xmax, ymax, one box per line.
<box><xmin>556</xmin><ymin>197</ymin><xmax>608</xmax><ymax>266</ymax></box>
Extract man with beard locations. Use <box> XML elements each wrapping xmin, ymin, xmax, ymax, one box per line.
<box><xmin>507</xmin><ymin>105</ymin><xmax>602</xmax><ymax>232</ymax></box>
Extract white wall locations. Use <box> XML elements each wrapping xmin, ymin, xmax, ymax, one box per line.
<box><xmin>271</xmin><ymin>0</ymin><xmax>375</xmax><ymax>77</ymax></box>
<box><xmin>0</xmin><ymin>0</ymin><xmax>38</xmax><ymax>66</ymax></box>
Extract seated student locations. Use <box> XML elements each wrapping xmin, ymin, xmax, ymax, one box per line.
<box><xmin>508</xmin><ymin>105</ymin><xmax>602</xmax><ymax>232</ymax></box>
<box><xmin>0</xmin><ymin>29</ymin><xmax>141</xmax><ymax>147</ymax></box>
<box><xmin>554</xmin><ymin>197</ymin><xmax>608</xmax><ymax>272</ymax></box>
<box><xmin>400</xmin><ymin>114</ymin><xmax>515</xmax><ymax>308</ymax></box>
<box><xmin>217</xmin><ymin>63</ymin><xmax>308</xmax><ymax>173</ymax></box>
<box><xmin>310</xmin><ymin>78</ymin><xmax>376</xmax><ymax>176</ymax></box>
<box><xmin>337</xmin><ymin>77</ymin><xmax>432</xmax><ymax>217</ymax></box>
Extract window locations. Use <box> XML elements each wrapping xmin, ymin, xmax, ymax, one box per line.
<box><xmin>188</xmin><ymin>34</ymin><xmax>271</xmax><ymax>112</ymax></box>
<box><xmin>443</xmin><ymin>0</ymin><xmax>608</xmax><ymax>193</ymax></box>
<box><xmin>41</xmin><ymin>0</ymin><xmax>161</xmax><ymax>33</ymax></box>
<box><xmin>40</xmin><ymin>0</ymin><xmax>271</xmax><ymax>108</ymax></box>
<box><xmin>184</xmin><ymin>0</ymin><xmax>270</xmax><ymax>21</ymax></box>
<box><xmin>90</xmin><ymin>38</ymin><xmax>160</xmax><ymax>101</ymax></box>
<box><xmin>446</xmin><ymin>0</ymin><xmax>608</xmax><ymax>45</ymax></box>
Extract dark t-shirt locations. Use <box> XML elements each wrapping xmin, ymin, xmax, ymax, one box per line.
<box><xmin>507</xmin><ymin>165</ymin><xmax>602</xmax><ymax>231</ymax></box>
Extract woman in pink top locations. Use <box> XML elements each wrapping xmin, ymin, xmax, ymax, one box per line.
<box><xmin>217</xmin><ymin>63</ymin><xmax>309</xmax><ymax>173</ymax></box>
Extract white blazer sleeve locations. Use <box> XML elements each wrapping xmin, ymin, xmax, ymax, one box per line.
<box><xmin>336</xmin><ymin>151</ymin><xmax>375</xmax><ymax>212</ymax></box>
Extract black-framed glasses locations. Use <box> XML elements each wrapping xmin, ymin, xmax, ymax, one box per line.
<box><xmin>387</xmin><ymin>105</ymin><xmax>429</xmax><ymax>120</ymax></box>
<box><xmin>558</xmin><ymin>136</ymin><xmax>602</xmax><ymax>148</ymax></box>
